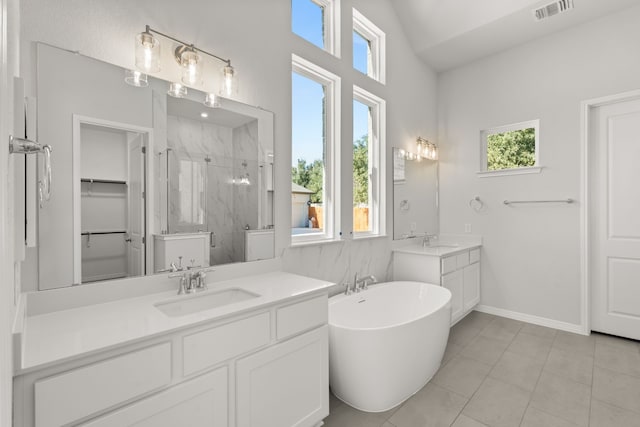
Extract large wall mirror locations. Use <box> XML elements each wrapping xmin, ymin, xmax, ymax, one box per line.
<box><xmin>392</xmin><ymin>147</ymin><xmax>438</xmax><ymax>239</ymax></box>
<box><xmin>32</xmin><ymin>44</ymin><xmax>274</xmax><ymax>290</ymax></box>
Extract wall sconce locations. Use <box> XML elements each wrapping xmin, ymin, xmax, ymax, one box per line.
<box><xmin>131</xmin><ymin>25</ymin><xmax>237</xmax><ymax>97</ymax></box>
<box><xmin>417</xmin><ymin>137</ymin><xmax>438</xmax><ymax>160</ymax></box>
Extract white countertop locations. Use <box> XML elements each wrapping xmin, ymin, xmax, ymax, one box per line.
<box><xmin>17</xmin><ymin>271</ymin><xmax>333</xmax><ymax>374</ymax></box>
<box><xmin>393</xmin><ymin>239</ymin><xmax>482</xmax><ymax>257</ymax></box>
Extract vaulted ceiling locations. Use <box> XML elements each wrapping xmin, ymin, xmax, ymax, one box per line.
<box><xmin>389</xmin><ymin>0</ymin><xmax>640</xmax><ymax>71</ymax></box>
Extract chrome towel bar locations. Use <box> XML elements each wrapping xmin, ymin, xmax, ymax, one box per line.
<box><xmin>504</xmin><ymin>198</ymin><xmax>574</xmax><ymax>205</ymax></box>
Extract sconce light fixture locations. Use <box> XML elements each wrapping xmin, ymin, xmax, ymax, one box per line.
<box><xmin>131</xmin><ymin>25</ymin><xmax>237</xmax><ymax>97</ymax></box>
<box><xmin>416</xmin><ymin>137</ymin><xmax>438</xmax><ymax>160</ymax></box>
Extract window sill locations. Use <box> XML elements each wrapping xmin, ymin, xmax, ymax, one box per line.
<box><xmin>290</xmin><ymin>236</ymin><xmax>345</xmax><ymax>248</ymax></box>
<box><xmin>476</xmin><ymin>166</ymin><xmax>544</xmax><ymax>178</ymax></box>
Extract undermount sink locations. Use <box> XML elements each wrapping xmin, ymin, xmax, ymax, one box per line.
<box><xmin>155</xmin><ymin>288</ymin><xmax>260</xmax><ymax>317</ymax></box>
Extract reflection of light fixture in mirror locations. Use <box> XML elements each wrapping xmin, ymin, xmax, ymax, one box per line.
<box><xmin>135</xmin><ymin>26</ymin><xmax>161</xmax><ymax>73</ymax></box>
<box><xmin>124</xmin><ymin>69</ymin><xmax>148</xmax><ymax>87</ymax></box>
<box><xmin>133</xmin><ymin>25</ymin><xmax>237</xmax><ymax>98</ymax></box>
<box><xmin>175</xmin><ymin>45</ymin><xmax>203</xmax><ymax>85</ymax></box>
<box><xmin>204</xmin><ymin>93</ymin><xmax>220</xmax><ymax>108</ymax></box>
<box><xmin>417</xmin><ymin>137</ymin><xmax>438</xmax><ymax>160</ymax></box>
<box><xmin>168</xmin><ymin>82</ymin><xmax>187</xmax><ymax>98</ymax></box>
<box><xmin>232</xmin><ymin>161</ymin><xmax>251</xmax><ymax>185</ymax></box>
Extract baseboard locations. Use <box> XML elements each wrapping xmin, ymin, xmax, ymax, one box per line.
<box><xmin>475</xmin><ymin>305</ymin><xmax>586</xmax><ymax>335</ymax></box>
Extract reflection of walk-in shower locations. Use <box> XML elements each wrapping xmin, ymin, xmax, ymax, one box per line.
<box><xmin>159</xmin><ymin>148</ymin><xmax>210</xmax><ymax>234</ymax></box>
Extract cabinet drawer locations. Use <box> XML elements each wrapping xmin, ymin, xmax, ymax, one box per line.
<box><xmin>35</xmin><ymin>343</ymin><xmax>171</xmax><ymax>427</ymax></box>
<box><xmin>456</xmin><ymin>252</ymin><xmax>470</xmax><ymax>269</ymax></box>
<box><xmin>82</xmin><ymin>367</ymin><xmax>228</xmax><ymax>427</ymax></box>
<box><xmin>441</xmin><ymin>256</ymin><xmax>457</xmax><ymax>274</ymax></box>
<box><xmin>276</xmin><ymin>295</ymin><xmax>328</xmax><ymax>340</ymax></box>
<box><xmin>470</xmin><ymin>248</ymin><xmax>480</xmax><ymax>264</ymax></box>
<box><xmin>183</xmin><ymin>312</ymin><xmax>270</xmax><ymax>376</ymax></box>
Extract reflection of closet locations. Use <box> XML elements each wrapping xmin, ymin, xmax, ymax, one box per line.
<box><xmin>79</xmin><ymin>123</ymin><xmax>144</xmax><ymax>283</ymax></box>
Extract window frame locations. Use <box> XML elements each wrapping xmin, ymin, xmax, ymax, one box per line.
<box><xmin>478</xmin><ymin>119</ymin><xmax>542</xmax><ymax>177</ymax></box>
<box><xmin>353</xmin><ymin>85</ymin><xmax>386</xmax><ymax>238</ymax></box>
<box><xmin>292</xmin><ymin>0</ymin><xmax>341</xmax><ymax>58</ymax></box>
<box><xmin>352</xmin><ymin>8</ymin><xmax>386</xmax><ymax>84</ymax></box>
<box><xmin>291</xmin><ymin>54</ymin><xmax>342</xmax><ymax>244</ymax></box>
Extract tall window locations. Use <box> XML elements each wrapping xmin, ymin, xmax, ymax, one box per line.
<box><xmin>352</xmin><ymin>8</ymin><xmax>385</xmax><ymax>83</ymax></box>
<box><xmin>291</xmin><ymin>55</ymin><xmax>341</xmax><ymax>243</ymax></box>
<box><xmin>292</xmin><ymin>0</ymin><xmax>340</xmax><ymax>56</ymax></box>
<box><xmin>353</xmin><ymin>86</ymin><xmax>385</xmax><ymax>237</ymax></box>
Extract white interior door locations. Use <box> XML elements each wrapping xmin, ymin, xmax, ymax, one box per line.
<box><xmin>127</xmin><ymin>132</ymin><xmax>145</xmax><ymax>276</ymax></box>
<box><xmin>590</xmin><ymin>97</ymin><xmax>640</xmax><ymax>340</ymax></box>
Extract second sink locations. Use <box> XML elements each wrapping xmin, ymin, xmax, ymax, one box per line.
<box><xmin>155</xmin><ymin>288</ymin><xmax>260</xmax><ymax>317</ymax></box>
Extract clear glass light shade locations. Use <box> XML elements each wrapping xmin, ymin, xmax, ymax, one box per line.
<box><xmin>168</xmin><ymin>82</ymin><xmax>187</xmax><ymax>98</ymax></box>
<box><xmin>220</xmin><ymin>65</ymin><xmax>237</xmax><ymax>97</ymax></box>
<box><xmin>204</xmin><ymin>93</ymin><xmax>220</xmax><ymax>108</ymax></box>
<box><xmin>124</xmin><ymin>69</ymin><xmax>148</xmax><ymax>87</ymax></box>
<box><xmin>178</xmin><ymin>48</ymin><xmax>203</xmax><ymax>86</ymax></box>
<box><xmin>135</xmin><ymin>31</ymin><xmax>161</xmax><ymax>73</ymax></box>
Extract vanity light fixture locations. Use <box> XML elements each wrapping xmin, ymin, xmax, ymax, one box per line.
<box><xmin>134</xmin><ymin>25</ymin><xmax>237</xmax><ymax>96</ymax></box>
<box><xmin>124</xmin><ymin>69</ymin><xmax>148</xmax><ymax>87</ymax></box>
<box><xmin>168</xmin><ymin>82</ymin><xmax>187</xmax><ymax>98</ymax></box>
<box><xmin>417</xmin><ymin>137</ymin><xmax>438</xmax><ymax>160</ymax></box>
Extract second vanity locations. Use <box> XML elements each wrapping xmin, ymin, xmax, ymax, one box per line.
<box><xmin>13</xmin><ymin>270</ymin><xmax>332</xmax><ymax>427</ymax></box>
<box><xmin>392</xmin><ymin>236</ymin><xmax>481</xmax><ymax>325</ymax></box>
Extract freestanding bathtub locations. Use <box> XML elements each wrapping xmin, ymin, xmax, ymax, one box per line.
<box><xmin>328</xmin><ymin>281</ymin><xmax>451</xmax><ymax>412</ymax></box>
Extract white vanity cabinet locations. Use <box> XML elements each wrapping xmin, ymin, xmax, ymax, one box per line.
<box><xmin>393</xmin><ymin>246</ymin><xmax>481</xmax><ymax>325</ymax></box>
<box><xmin>13</xmin><ymin>292</ymin><xmax>329</xmax><ymax>427</ymax></box>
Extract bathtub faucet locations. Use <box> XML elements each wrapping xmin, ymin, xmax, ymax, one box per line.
<box><xmin>355</xmin><ymin>273</ymin><xmax>377</xmax><ymax>292</ymax></box>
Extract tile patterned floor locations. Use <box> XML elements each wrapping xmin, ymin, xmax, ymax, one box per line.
<box><xmin>323</xmin><ymin>311</ymin><xmax>640</xmax><ymax>427</ymax></box>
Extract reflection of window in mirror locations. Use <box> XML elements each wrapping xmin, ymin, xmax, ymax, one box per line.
<box><xmin>479</xmin><ymin>119</ymin><xmax>542</xmax><ymax>177</ymax></box>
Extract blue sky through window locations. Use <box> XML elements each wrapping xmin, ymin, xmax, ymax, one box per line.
<box><xmin>353</xmin><ymin>31</ymin><xmax>369</xmax><ymax>75</ymax></box>
<box><xmin>291</xmin><ymin>0</ymin><xmax>369</xmax><ymax>168</ymax></box>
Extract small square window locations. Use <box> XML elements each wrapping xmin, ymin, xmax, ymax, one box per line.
<box><xmin>352</xmin><ymin>8</ymin><xmax>385</xmax><ymax>83</ymax></box>
<box><xmin>479</xmin><ymin>120</ymin><xmax>542</xmax><ymax>177</ymax></box>
<box><xmin>292</xmin><ymin>0</ymin><xmax>340</xmax><ymax>56</ymax></box>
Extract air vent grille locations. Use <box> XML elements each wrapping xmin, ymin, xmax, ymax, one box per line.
<box><xmin>534</xmin><ymin>0</ymin><xmax>574</xmax><ymax>21</ymax></box>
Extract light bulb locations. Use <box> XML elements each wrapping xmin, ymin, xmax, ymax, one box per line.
<box><xmin>220</xmin><ymin>65</ymin><xmax>236</xmax><ymax>97</ymax></box>
<box><xmin>178</xmin><ymin>48</ymin><xmax>202</xmax><ymax>86</ymax></box>
<box><xmin>135</xmin><ymin>31</ymin><xmax>160</xmax><ymax>73</ymax></box>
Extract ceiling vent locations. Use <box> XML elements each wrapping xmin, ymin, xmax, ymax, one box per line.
<box><xmin>533</xmin><ymin>0</ymin><xmax>574</xmax><ymax>21</ymax></box>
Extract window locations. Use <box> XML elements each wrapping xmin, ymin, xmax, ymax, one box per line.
<box><xmin>291</xmin><ymin>55</ymin><xmax>341</xmax><ymax>243</ymax></box>
<box><xmin>479</xmin><ymin>119</ymin><xmax>541</xmax><ymax>177</ymax></box>
<box><xmin>352</xmin><ymin>8</ymin><xmax>385</xmax><ymax>83</ymax></box>
<box><xmin>292</xmin><ymin>0</ymin><xmax>340</xmax><ymax>56</ymax></box>
<box><xmin>353</xmin><ymin>86</ymin><xmax>385</xmax><ymax>237</ymax></box>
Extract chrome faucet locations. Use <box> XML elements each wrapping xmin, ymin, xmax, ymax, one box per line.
<box><xmin>422</xmin><ymin>233</ymin><xmax>437</xmax><ymax>248</ymax></box>
<box><xmin>354</xmin><ymin>273</ymin><xmax>377</xmax><ymax>292</ymax></box>
<box><xmin>170</xmin><ymin>267</ymin><xmax>215</xmax><ymax>295</ymax></box>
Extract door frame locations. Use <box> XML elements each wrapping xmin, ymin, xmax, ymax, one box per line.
<box><xmin>71</xmin><ymin>115</ymin><xmax>154</xmax><ymax>284</ymax></box>
<box><xmin>580</xmin><ymin>88</ymin><xmax>640</xmax><ymax>335</ymax></box>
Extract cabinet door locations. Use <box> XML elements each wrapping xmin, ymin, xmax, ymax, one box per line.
<box><xmin>236</xmin><ymin>326</ymin><xmax>329</xmax><ymax>427</ymax></box>
<box><xmin>463</xmin><ymin>263</ymin><xmax>480</xmax><ymax>311</ymax></box>
<box><xmin>82</xmin><ymin>367</ymin><xmax>228</xmax><ymax>427</ymax></box>
<box><xmin>442</xmin><ymin>270</ymin><xmax>463</xmax><ymax>324</ymax></box>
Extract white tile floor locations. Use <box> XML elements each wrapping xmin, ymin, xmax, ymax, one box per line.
<box><xmin>323</xmin><ymin>311</ymin><xmax>640</xmax><ymax>427</ymax></box>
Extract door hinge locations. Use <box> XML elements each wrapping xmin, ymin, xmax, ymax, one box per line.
<box><xmin>142</xmin><ymin>191</ymin><xmax>145</xmax><ymax>199</ymax></box>
<box><xmin>141</xmin><ymin>146</ymin><xmax>146</xmax><ymax>154</ymax></box>
<box><xmin>142</xmin><ymin>236</ymin><xmax>146</xmax><ymax>244</ymax></box>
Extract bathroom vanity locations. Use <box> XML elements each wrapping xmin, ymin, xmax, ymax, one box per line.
<box><xmin>13</xmin><ymin>271</ymin><xmax>331</xmax><ymax>427</ymax></box>
<box><xmin>392</xmin><ymin>240</ymin><xmax>481</xmax><ymax>325</ymax></box>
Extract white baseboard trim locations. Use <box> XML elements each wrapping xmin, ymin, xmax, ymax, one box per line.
<box><xmin>475</xmin><ymin>305</ymin><xmax>586</xmax><ymax>335</ymax></box>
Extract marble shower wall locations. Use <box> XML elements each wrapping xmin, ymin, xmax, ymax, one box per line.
<box><xmin>165</xmin><ymin>114</ymin><xmax>260</xmax><ymax>265</ymax></box>
<box><xmin>281</xmin><ymin>237</ymin><xmax>393</xmax><ymax>295</ymax></box>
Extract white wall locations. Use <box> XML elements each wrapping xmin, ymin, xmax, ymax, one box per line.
<box><xmin>0</xmin><ymin>0</ymin><xmax>19</xmax><ymax>424</ymax></box>
<box><xmin>20</xmin><ymin>0</ymin><xmax>438</xmax><ymax>286</ymax></box>
<box><xmin>438</xmin><ymin>5</ymin><xmax>640</xmax><ymax>327</ymax></box>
